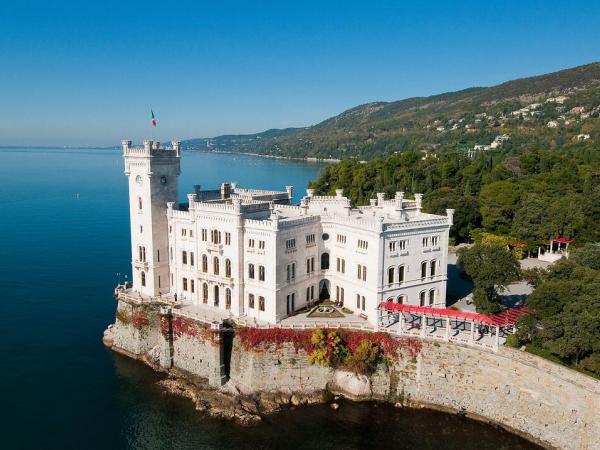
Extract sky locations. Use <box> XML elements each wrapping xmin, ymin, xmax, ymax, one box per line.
<box><xmin>1</xmin><ymin>0</ymin><xmax>600</xmax><ymax>147</ymax></box>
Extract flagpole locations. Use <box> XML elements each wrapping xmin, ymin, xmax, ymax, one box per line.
<box><xmin>151</xmin><ymin>106</ymin><xmax>154</xmax><ymax>142</ymax></box>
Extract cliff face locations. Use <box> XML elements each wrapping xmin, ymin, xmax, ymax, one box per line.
<box><xmin>104</xmin><ymin>299</ymin><xmax>600</xmax><ymax>450</ymax></box>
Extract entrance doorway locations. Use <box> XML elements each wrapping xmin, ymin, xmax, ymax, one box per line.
<box><xmin>319</xmin><ymin>279</ymin><xmax>330</xmax><ymax>300</ymax></box>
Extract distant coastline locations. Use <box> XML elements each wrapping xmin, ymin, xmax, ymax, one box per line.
<box><xmin>186</xmin><ymin>148</ymin><xmax>340</xmax><ymax>163</ymax></box>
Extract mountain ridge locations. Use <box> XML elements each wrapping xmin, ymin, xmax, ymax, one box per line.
<box><xmin>183</xmin><ymin>62</ymin><xmax>600</xmax><ymax>159</ymax></box>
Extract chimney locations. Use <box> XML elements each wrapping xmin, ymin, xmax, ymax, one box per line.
<box><xmin>221</xmin><ymin>182</ymin><xmax>231</xmax><ymax>199</ymax></box>
<box><xmin>446</xmin><ymin>208</ymin><xmax>455</xmax><ymax>226</ymax></box>
<box><xmin>285</xmin><ymin>186</ymin><xmax>294</xmax><ymax>201</ymax></box>
<box><xmin>415</xmin><ymin>193</ymin><xmax>423</xmax><ymax>215</ymax></box>
<box><xmin>187</xmin><ymin>193</ymin><xmax>197</xmax><ymax>209</ymax></box>
<box><xmin>395</xmin><ymin>191</ymin><xmax>404</xmax><ymax>210</ymax></box>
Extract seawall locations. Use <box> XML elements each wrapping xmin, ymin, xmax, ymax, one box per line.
<box><xmin>104</xmin><ymin>299</ymin><xmax>600</xmax><ymax>450</ymax></box>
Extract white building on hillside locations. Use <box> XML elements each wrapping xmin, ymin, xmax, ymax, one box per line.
<box><xmin>121</xmin><ymin>140</ymin><xmax>454</xmax><ymax>326</ymax></box>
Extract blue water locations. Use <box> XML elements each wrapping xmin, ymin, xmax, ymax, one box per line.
<box><xmin>0</xmin><ymin>148</ymin><xmax>538</xmax><ymax>449</ymax></box>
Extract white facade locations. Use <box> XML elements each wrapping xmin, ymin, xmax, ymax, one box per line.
<box><xmin>123</xmin><ymin>140</ymin><xmax>454</xmax><ymax>325</ymax></box>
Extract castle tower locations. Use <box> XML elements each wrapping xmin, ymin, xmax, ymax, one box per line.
<box><xmin>122</xmin><ymin>139</ymin><xmax>181</xmax><ymax>297</ymax></box>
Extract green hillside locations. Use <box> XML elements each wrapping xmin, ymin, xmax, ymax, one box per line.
<box><xmin>184</xmin><ymin>62</ymin><xmax>600</xmax><ymax>159</ymax></box>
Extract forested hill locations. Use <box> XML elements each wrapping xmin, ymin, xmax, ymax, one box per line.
<box><xmin>183</xmin><ymin>62</ymin><xmax>600</xmax><ymax>159</ymax></box>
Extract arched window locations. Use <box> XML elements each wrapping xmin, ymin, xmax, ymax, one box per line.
<box><xmin>388</xmin><ymin>267</ymin><xmax>395</xmax><ymax>284</ymax></box>
<box><xmin>248</xmin><ymin>263</ymin><xmax>255</xmax><ymax>279</ymax></box>
<box><xmin>214</xmin><ymin>285</ymin><xmax>220</xmax><ymax>306</ymax></box>
<box><xmin>398</xmin><ymin>265</ymin><xmax>405</xmax><ymax>283</ymax></box>
<box><xmin>141</xmin><ymin>271</ymin><xmax>146</xmax><ymax>287</ymax></box>
<box><xmin>202</xmin><ymin>254</ymin><xmax>208</xmax><ymax>273</ymax></box>
<box><xmin>213</xmin><ymin>256</ymin><xmax>220</xmax><ymax>275</ymax></box>
<box><xmin>321</xmin><ymin>252</ymin><xmax>330</xmax><ymax>270</ymax></box>
<box><xmin>386</xmin><ymin>296</ymin><xmax>394</xmax><ymax>302</ymax></box>
<box><xmin>259</xmin><ymin>265</ymin><xmax>265</xmax><ymax>281</ymax></box>
<box><xmin>138</xmin><ymin>197</ymin><xmax>142</xmax><ymax>210</ymax></box>
<box><xmin>419</xmin><ymin>291</ymin><xmax>426</xmax><ymax>307</ymax></box>
<box><xmin>225</xmin><ymin>259</ymin><xmax>231</xmax><ymax>278</ymax></box>
<box><xmin>429</xmin><ymin>289</ymin><xmax>435</xmax><ymax>306</ymax></box>
<box><xmin>430</xmin><ymin>260</ymin><xmax>437</xmax><ymax>277</ymax></box>
<box><xmin>421</xmin><ymin>261</ymin><xmax>428</xmax><ymax>279</ymax></box>
<box><xmin>202</xmin><ymin>283</ymin><xmax>208</xmax><ymax>304</ymax></box>
<box><xmin>396</xmin><ymin>295</ymin><xmax>405</xmax><ymax>304</ymax></box>
<box><xmin>226</xmin><ymin>288</ymin><xmax>231</xmax><ymax>309</ymax></box>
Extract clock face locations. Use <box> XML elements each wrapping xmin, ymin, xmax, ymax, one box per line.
<box><xmin>135</xmin><ymin>175</ymin><xmax>143</xmax><ymax>184</ymax></box>
<box><xmin>160</xmin><ymin>176</ymin><xmax>167</xmax><ymax>185</ymax></box>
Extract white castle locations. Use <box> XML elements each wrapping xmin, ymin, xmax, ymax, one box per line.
<box><xmin>122</xmin><ymin>139</ymin><xmax>454</xmax><ymax>326</ymax></box>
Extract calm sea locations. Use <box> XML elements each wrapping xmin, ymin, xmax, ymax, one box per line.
<box><xmin>0</xmin><ymin>148</ymin><xmax>538</xmax><ymax>449</ymax></box>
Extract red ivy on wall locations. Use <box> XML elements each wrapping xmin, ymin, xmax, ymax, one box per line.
<box><xmin>236</xmin><ymin>328</ymin><xmax>314</xmax><ymax>353</ymax></box>
<box><xmin>170</xmin><ymin>316</ymin><xmax>218</xmax><ymax>345</ymax></box>
<box><xmin>236</xmin><ymin>327</ymin><xmax>422</xmax><ymax>359</ymax></box>
<box><xmin>131</xmin><ymin>310</ymin><xmax>150</xmax><ymax>330</ymax></box>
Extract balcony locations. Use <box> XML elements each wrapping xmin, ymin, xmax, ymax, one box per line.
<box><xmin>133</xmin><ymin>260</ymin><xmax>149</xmax><ymax>270</ymax></box>
<box><xmin>206</xmin><ymin>242</ymin><xmax>223</xmax><ymax>254</ymax></box>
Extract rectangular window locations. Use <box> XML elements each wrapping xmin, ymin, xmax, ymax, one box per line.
<box><xmin>306</xmin><ymin>287</ymin><xmax>310</xmax><ymax>302</ymax></box>
<box><xmin>432</xmin><ymin>236</ymin><xmax>439</xmax><ymax>246</ymax></box>
<box><xmin>310</xmin><ymin>285</ymin><xmax>314</xmax><ymax>300</ymax></box>
<box><xmin>306</xmin><ymin>258</ymin><xmax>311</xmax><ymax>275</ymax></box>
<box><xmin>259</xmin><ymin>240</ymin><xmax>265</xmax><ymax>250</ymax></box>
<box><xmin>189</xmin><ymin>229</ymin><xmax>193</xmax><ymax>238</ymax></box>
<box><xmin>361</xmin><ymin>296</ymin><xmax>366</xmax><ymax>311</ymax></box>
<box><xmin>259</xmin><ymin>265</ymin><xmax>265</xmax><ymax>281</ymax></box>
<box><xmin>341</xmin><ymin>259</ymin><xmax>345</xmax><ymax>274</ymax></box>
<box><xmin>399</xmin><ymin>240</ymin><xmax>408</xmax><ymax>251</ymax></box>
<box><xmin>248</xmin><ymin>238</ymin><xmax>255</xmax><ymax>248</ymax></box>
<box><xmin>190</xmin><ymin>252</ymin><xmax>194</xmax><ymax>266</ymax></box>
<box><xmin>389</xmin><ymin>241</ymin><xmax>397</xmax><ymax>252</ymax></box>
<box><xmin>306</xmin><ymin>234</ymin><xmax>315</xmax><ymax>245</ymax></box>
<box><xmin>249</xmin><ymin>294</ymin><xmax>255</xmax><ymax>309</ymax></box>
<box><xmin>259</xmin><ymin>296</ymin><xmax>265</xmax><ymax>311</ymax></box>
<box><xmin>248</xmin><ymin>264</ymin><xmax>255</xmax><ymax>279</ymax></box>
<box><xmin>337</xmin><ymin>234</ymin><xmax>346</xmax><ymax>244</ymax></box>
<box><xmin>157</xmin><ymin>249</ymin><xmax>160</xmax><ymax>262</ymax></box>
<box><xmin>357</xmin><ymin>264</ymin><xmax>362</xmax><ymax>280</ymax></box>
<box><xmin>291</xmin><ymin>263</ymin><xmax>296</xmax><ymax>279</ymax></box>
<box><xmin>182</xmin><ymin>228</ymin><xmax>187</xmax><ymax>237</ymax></box>
<box><xmin>422</xmin><ymin>237</ymin><xmax>430</xmax><ymax>247</ymax></box>
<box><xmin>158</xmin><ymin>276</ymin><xmax>161</xmax><ymax>288</ymax></box>
<box><xmin>285</xmin><ymin>238</ymin><xmax>296</xmax><ymax>250</ymax></box>
<box><xmin>202</xmin><ymin>229</ymin><xmax>207</xmax><ymax>241</ymax></box>
<box><xmin>225</xmin><ymin>232</ymin><xmax>231</xmax><ymax>245</ymax></box>
<box><xmin>190</xmin><ymin>279</ymin><xmax>195</xmax><ymax>293</ymax></box>
<box><xmin>357</xmin><ymin>294</ymin><xmax>361</xmax><ymax>309</ymax></box>
<box><xmin>358</xmin><ymin>239</ymin><xmax>368</xmax><ymax>250</ymax></box>
<box><xmin>182</xmin><ymin>251</ymin><xmax>187</xmax><ymax>265</ymax></box>
<box><xmin>311</xmin><ymin>257</ymin><xmax>315</xmax><ymax>273</ymax></box>
<box><xmin>362</xmin><ymin>266</ymin><xmax>367</xmax><ymax>281</ymax></box>
<box><xmin>183</xmin><ymin>278</ymin><xmax>188</xmax><ymax>291</ymax></box>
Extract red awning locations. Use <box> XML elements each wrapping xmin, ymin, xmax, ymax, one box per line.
<box><xmin>553</xmin><ymin>237</ymin><xmax>572</xmax><ymax>244</ymax></box>
<box><xmin>378</xmin><ymin>302</ymin><xmax>529</xmax><ymax>326</ymax></box>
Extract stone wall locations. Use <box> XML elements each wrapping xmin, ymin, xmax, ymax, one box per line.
<box><xmin>110</xmin><ymin>300</ymin><xmax>163</xmax><ymax>357</ymax></box>
<box><xmin>107</xmin><ymin>307</ymin><xmax>600</xmax><ymax>450</ymax></box>
<box><xmin>229</xmin><ymin>337</ymin><xmax>600</xmax><ymax>450</ymax></box>
<box><xmin>229</xmin><ymin>336</ymin><xmax>331</xmax><ymax>393</ymax></box>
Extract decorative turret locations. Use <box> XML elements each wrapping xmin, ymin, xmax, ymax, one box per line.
<box><xmin>446</xmin><ymin>208</ymin><xmax>455</xmax><ymax>226</ymax></box>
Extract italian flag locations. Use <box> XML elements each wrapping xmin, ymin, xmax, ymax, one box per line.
<box><xmin>151</xmin><ymin>110</ymin><xmax>157</xmax><ymax>127</ymax></box>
